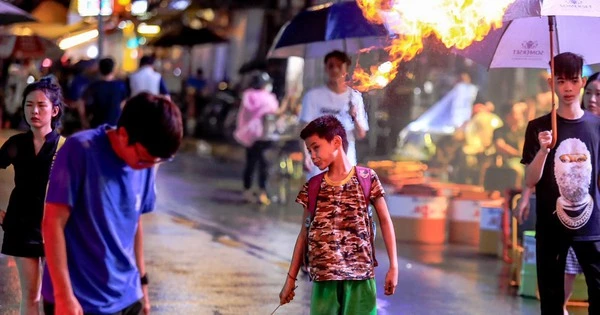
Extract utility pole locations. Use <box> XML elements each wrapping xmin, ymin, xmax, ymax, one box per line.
<box><xmin>97</xmin><ymin>0</ymin><xmax>104</xmax><ymax>59</ymax></box>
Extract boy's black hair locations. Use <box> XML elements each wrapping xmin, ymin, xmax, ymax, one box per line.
<box><xmin>118</xmin><ymin>92</ymin><xmax>183</xmax><ymax>158</ymax></box>
<box><xmin>324</xmin><ymin>50</ymin><xmax>351</xmax><ymax>66</ymax></box>
<box><xmin>21</xmin><ymin>77</ymin><xmax>64</xmax><ymax>129</ymax></box>
<box><xmin>99</xmin><ymin>57</ymin><xmax>115</xmax><ymax>76</ymax></box>
<box><xmin>551</xmin><ymin>52</ymin><xmax>584</xmax><ymax>79</ymax></box>
<box><xmin>582</xmin><ymin>72</ymin><xmax>600</xmax><ymax>110</ymax></box>
<box><xmin>300</xmin><ymin>115</ymin><xmax>348</xmax><ymax>152</ymax></box>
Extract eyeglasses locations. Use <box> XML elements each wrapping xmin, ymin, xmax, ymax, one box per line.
<box><xmin>134</xmin><ymin>145</ymin><xmax>174</xmax><ymax>166</ymax></box>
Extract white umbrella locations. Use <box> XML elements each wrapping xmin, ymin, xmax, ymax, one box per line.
<box><xmin>456</xmin><ymin>15</ymin><xmax>600</xmax><ymax>69</ymax></box>
<box><xmin>454</xmin><ymin>0</ymin><xmax>600</xmax><ymax>147</ymax></box>
<box><xmin>0</xmin><ymin>1</ymin><xmax>36</xmax><ymax>26</ymax></box>
<box><xmin>541</xmin><ymin>0</ymin><xmax>600</xmax><ymax>17</ymax></box>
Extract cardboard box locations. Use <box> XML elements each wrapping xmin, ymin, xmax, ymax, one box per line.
<box><xmin>449</xmin><ymin>199</ymin><xmax>482</xmax><ymax>246</ymax></box>
<box><xmin>387</xmin><ymin>194</ymin><xmax>448</xmax><ymax>244</ymax></box>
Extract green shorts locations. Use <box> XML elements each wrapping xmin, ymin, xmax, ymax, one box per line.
<box><xmin>311</xmin><ymin>279</ymin><xmax>377</xmax><ymax>315</ymax></box>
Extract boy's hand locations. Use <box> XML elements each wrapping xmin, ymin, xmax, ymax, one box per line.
<box><xmin>0</xmin><ymin>209</ymin><xmax>5</xmax><ymax>225</ymax></box>
<box><xmin>279</xmin><ymin>279</ymin><xmax>296</xmax><ymax>305</ymax></box>
<box><xmin>384</xmin><ymin>267</ymin><xmax>398</xmax><ymax>295</ymax></box>
<box><xmin>538</xmin><ymin>130</ymin><xmax>552</xmax><ymax>152</ymax></box>
<box><xmin>142</xmin><ymin>284</ymin><xmax>151</xmax><ymax>314</ymax></box>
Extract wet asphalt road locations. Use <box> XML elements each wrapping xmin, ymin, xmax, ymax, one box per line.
<box><xmin>0</xmin><ymin>136</ymin><xmax>589</xmax><ymax>314</ymax></box>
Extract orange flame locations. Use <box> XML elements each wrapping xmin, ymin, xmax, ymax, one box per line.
<box><xmin>353</xmin><ymin>0</ymin><xmax>516</xmax><ymax>92</ymax></box>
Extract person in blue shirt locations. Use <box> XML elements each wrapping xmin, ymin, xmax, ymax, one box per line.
<box><xmin>41</xmin><ymin>92</ymin><xmax>183</xmax><ymax>315</ymax></box>
<box><xmin>83</xmin><ymin>57</ymin><xmax>127</xmax><ymax>128</ymax></box>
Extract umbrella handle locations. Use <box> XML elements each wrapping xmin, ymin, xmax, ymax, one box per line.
<box><xmin>548</xmin><ymin>16</ymin><xmax>557</xmax><ymax>149</ymax></box>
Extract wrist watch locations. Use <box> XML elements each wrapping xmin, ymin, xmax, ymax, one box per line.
<box><xmin>140</xmin><ymin>273</ymin><xmax>149</xmax><ymax>285</ymax></box>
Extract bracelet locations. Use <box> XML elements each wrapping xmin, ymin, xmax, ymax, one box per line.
<box><xmin>287</xmin><ymin>272</ymin><xmax>297</xmax><ymax>281</ymax></box>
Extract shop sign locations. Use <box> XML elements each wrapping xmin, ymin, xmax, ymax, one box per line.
<box><xmin>387</xmin><ymin>195</ymin><xmax>448</xmax><ymax>219</ymax></box>
<box><xmin>450</xmin><ymin>200</ymin><xmax>481</xmax><ymax>223</ymax></box>
<box><xmin>78</xmin><ymin>0</ymin><xmax>113</xmax><ymax>16</ymax></box>
<box><xmin>479</xmin><ymin>207</ymin><xmax>503</xmax><ymax>231</ymax></box>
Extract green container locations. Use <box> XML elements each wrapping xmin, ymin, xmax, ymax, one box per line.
<box><xmin>517</xmin><ymin>231</ymin><xmax>589</xmax><ymax>301</ymax></box>
<box><xmin>519</xmin><ymin>231</ymin><xmax>538</xmax><ymax>298</ymax></box>
<box><xmin>571</xmin><ymin>273</ymin><xmax>588</xmax><ymax>302</ymax></box>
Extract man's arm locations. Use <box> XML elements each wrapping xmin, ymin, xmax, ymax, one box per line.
<box><xmin>135</xmin><ymin>217</ymin><xmax>150</xmax><ymax>314</ymax></box>
<box><xmin>524</xmin><ymin>130</ymin><xmax>552</xmax><ymax>188</ymax></box>
<box><xmin>353</xmin><ymin>117</ymin><xmax>367</xmax><ymax>140</ymax></box>
<box><xmin>42</xmin><ymin>203</ymin><xmax>82</xmax><ymax>312</ymax></box>
<box><xmin>525</xmin><ymin>150</ymin><xmax>549</xmax><ymax>188</ymax></box>
<box><xmin>349</xmin><ymin>92</ymin><xmax>368</xmax><ymax>140</ymax></box>
<box><xmin>158</xmin><ymin>78</ymin><xmax>171</xmax><ymax>101</ymax></box>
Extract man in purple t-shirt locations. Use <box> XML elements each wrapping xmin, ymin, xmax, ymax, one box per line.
<box><xmin>41</xmin><ymin>93</ymin><xmax>183</xmax><ymax>315</ymax></box>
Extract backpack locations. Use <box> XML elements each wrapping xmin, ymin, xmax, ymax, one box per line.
<box><xmin>303</xmin><ymin>166</ymin><xmax>378</xmax><ymax>279</ymax></box>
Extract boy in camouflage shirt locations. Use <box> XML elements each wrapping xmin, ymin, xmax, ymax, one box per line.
<box><xmin>279</xmin><ymin>115</ymin><xmax>398</xmax><ymax>314</ymax></box>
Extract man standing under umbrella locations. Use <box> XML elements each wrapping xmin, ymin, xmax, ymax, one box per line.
<box><xmin>521</xmin><ymin>52</ymin><xmax>600</xmax><ymax>314</ymax></box>
<box><xmin>300</xmin><ymin>50</ymin><xmax>369</xmax><ymax>179</ymax></box>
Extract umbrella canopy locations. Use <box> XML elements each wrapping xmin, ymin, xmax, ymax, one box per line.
<box><xmin>455</xmin><ymin>15</ymin><xmax>600</xmax><ymax>69</ymax></box>
<box><xmin>0</xmin><ymin>1</ymin><xmax>36</xmax><ymax>26</ymax></box>
<box><xmin>148</xmin><ymin>27</ymin><xmax>227</xmax><ymax>47</ymax></box>
<box><xmin>541</xmin><ymin>0</ymin><xmax>600</xmax><ymax>17</ymax></box>
<box><xmin>267</xmin><ymin>1</ymin><xmax>391</xmax><ymax>59</ymax></box>
<box><xmin>0</xmin><ymin>34</ymin><xmax>61</xmax><ymax>59</ymax></box>
<box><xmin>452</xmin><ymin>0</ymin><xmax>600</xmax><ymax>148</ymax></box>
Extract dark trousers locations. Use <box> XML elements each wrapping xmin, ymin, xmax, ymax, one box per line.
<box><xmin>243</xmin><ymin>141</ymin><xmax>270</xmax><ymax>190</ymax></box>
<box><xmin>536</xmin><ymin>237</ymin><xmax>600</xmax><ymax>314</ymax></box>
<box><xmin>43</xmin><ymin>299</ymin><xmax>142</xmax><ymax>315</ymax></box>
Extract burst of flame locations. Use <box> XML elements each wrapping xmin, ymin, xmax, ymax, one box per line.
<box><xmin>352</xmin><ymin>0</ymin><xmax>516</xmax><ymax>92</ymax></box>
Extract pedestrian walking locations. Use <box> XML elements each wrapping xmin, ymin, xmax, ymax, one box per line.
<box><xmin>521</xmin><ymin>53</ymin><xmax>600</xmax><ymax>314</ymax></box>
<box><xmin>41</xmin><ymin>92</ymin><xmax>183</xmax><ymax>315</ymax></box>
<box><xmin>83</xmin><ymin>57</ymin><xmax>127</xmax><ymax>128</ymax></box>
<box><xmin>234</xmin><ymin>71</ymin><xmax>285</xmax><ymax>205</ymax></box>
<box><xmin>299</xmin><ymin>50</ymin><xmax>369</xmax><ymax>179</ymax></box>
<box><xmin>279</xmin><ymin>115</ymin><xmax>398</xmax><ymax>314</ymax></box>
<box><xmin>126</xmin><ymin>55</ymin><xmax>170</xmax><ymax>100</ymax></box>
<box><xmin>560</xmin><ymin>71</ymin><xmax>600</xmax><ymax>315</ymax></box>
<box><xmin>0</xmin><ymin>77</ymin><xmax>64</xmax><ymax>315</ymax></box>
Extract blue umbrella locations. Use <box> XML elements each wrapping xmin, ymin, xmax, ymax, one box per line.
<box><xmin>0</xmin><ymin>1</ymin><xmax>36</xmax><ymax>26</ymax></box>
<box><xmin>267</xmin><ymin>1</ymin><xmax>391</xmax><ymax>59</ymax></box>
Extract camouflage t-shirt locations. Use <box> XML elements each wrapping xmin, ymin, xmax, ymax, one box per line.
<box><xmin>296</xmin><ymin>167</ymin><xmax>386</xmax><ymax>281</ymax></box>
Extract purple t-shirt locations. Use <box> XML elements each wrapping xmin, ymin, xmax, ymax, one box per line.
<box><xmin>41</xmin><ymin>125</ymin><xmax>156</xmax><ymax>313</ymax></box>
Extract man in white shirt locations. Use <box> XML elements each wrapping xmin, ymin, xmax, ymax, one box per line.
<box><xmin>299</xmin><ymin>50</ymin><xmax>369</xmax><ymax>179</ymax></box>
<box><xmin>126</xmin><ymin>55</ymin><xmax>170</xmax><ymax>100</ymax></box>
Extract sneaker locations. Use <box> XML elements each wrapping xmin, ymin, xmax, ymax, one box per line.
<box><xmin>258</xmin><ymin>192</ymin><xmax>271</xmax><ymax>206</ymax></box>
<box><xmin>243</xmin><ymin>190</ymin><xmax>256</xmax><ymax>203</ymax></box>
